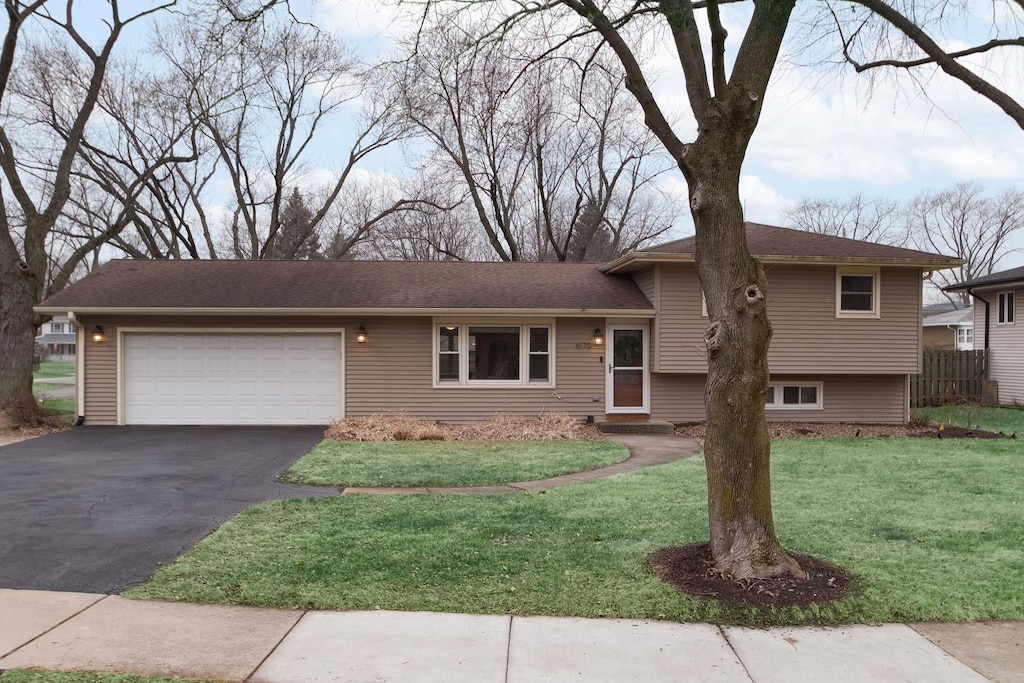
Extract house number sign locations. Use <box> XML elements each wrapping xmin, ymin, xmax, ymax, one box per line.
<box><xmin>575</xmin><ymin>342</ymin><xmax>594</xmax><ymax>350</ymax></box>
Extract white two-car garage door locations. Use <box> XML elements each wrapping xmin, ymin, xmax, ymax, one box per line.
<box><xmin>124</xmin><ymin>333</ymin><xmax>343</xmax><ymax>425</ymax></box>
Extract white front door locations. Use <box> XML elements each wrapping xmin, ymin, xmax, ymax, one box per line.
<box><xmin>606</xmin><ymin>325</ymin><xmax>649</xmax><ymax>414</ymax></box>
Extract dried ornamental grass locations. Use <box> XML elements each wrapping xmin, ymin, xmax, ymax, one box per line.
<box><xmin>324</xmin><ymin>411</ymin><xmax>603</xmax><ymax>442</ymax></box>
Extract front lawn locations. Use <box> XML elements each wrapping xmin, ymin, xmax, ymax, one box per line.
<box><xmin>130</xmin><ymin>438</ymin><xmax>1024</xmax><ymax>627</ymax></box>
<box><xmin>914</xmin><ymin>404</ymin><xmax>1024</xmax><ymax>435</ymax></box>
<box><xmin>281</xmin><ymin>440</ymin><xmax>629</xmax><ymax>487</ymax></box>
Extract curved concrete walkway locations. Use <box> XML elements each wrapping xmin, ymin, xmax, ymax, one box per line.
<box><xmin>341</xmin><ymin>433</ymin><xmax>701</xmax><ymax>495</ymax></box>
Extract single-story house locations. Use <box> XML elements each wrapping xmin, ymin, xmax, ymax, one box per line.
<box><xmin>922</xmin><ymin>306</ymin><xmax>974</xmax><ymax>350</ymax></box>
<box><xmin>35</xmin><ymin>315</ymin><xmax>78</xmax><ymax>360</ymax></box>
<box><xmin>945</xmin><ymin>265</ymin><xmax>1024</xmax><ymax>404</ymax></box>
<box><xmin>35</xmin><ymin>223</ymin><xmax>961</xmax><ymax>426</ymax></box>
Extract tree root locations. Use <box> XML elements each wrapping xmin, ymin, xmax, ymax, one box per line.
<box><xmin>713</xmin><ymin>547</ymin><xmax>808</xmax><ymax>581</ymax></box>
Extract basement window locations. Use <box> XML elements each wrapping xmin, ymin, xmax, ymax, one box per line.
<box><xmin>766</xmin><ymin>383</ymin><xmax>823</xmax><ymax>410</ymax></box>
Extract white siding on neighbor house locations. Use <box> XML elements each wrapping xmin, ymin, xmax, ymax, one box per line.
<box><xmin>652</xmin><ymin>264</ymin><xmax>923</xmax><ymax>375</ymax></box>
<box><xmin>973</xmin><ymin>285</ymin><xmax>1024</xmax><ymax>404</ymax></box>
<box><xmin>650</xmin><ymin>374</ymin><xmax>908</xmax><ymax>424</ymax></box>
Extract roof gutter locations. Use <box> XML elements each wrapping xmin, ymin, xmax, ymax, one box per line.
<box><xmin>66</xmin><ymin>312</ymin><xmax>86</xmax><ymax>425</ymax></box>
<box><xmin>35</xmin><ymin>306</ymin><xmax>656</xmax><ymax>318</ymax></box>
<box><xmin>602</xmin><ymin>253</ymin><xmax>965</xmax><ymax>273</ymax></box>
<box><xmin>968</xmin><ymin>288</ymin><xmax>990</xmax><ymax>351</ymax></box>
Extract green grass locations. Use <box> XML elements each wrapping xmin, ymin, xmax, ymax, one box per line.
<box><xmin>914</xmin><ymin>404</ymin><xmax>1024</xmax><ymax>435</ymax></box>
<box><xmin>39</xmin><ymin>396</ymin><xmax>75</xmax><ymax>420</ymax></box>
<box><xmin>282</xmin><ymin>440</ymin><xmax>629</xmax><ymax>487</ymax></box>
<box><xmin>32</xmin><ymin>382</ymin><xmax>65</xmax><ymax>393</ymax></box>
<box><xmin>0</xmin><ymin>672</ymin><xmax>212</xmax><ymax>683</ymax></box>
<box><xmin>33</xmin><ymin>360</ymin><xmax>75</xmax><ymax>380</ymax></box>
<box><xmin>130</xmin><ymin>438</ymin><xmax>1024</xmax><ymax>626</ymax></box>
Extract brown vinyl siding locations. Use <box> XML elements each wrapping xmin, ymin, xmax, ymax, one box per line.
<box><xmin>922</xmin><ymin>326</ymin><xmax>955</xmax><ymax>349</ymax></box>
<box><xmin>82</xmin><ymin>328</ymin><xmax>117</xmax><ymax>424</ymax></box>
<box><xmin>76</xmin><ymin>315</ymin><xmax>607</xmax><ymax>425</ymax></box>
<box><xmin>632</xmin><ymin>266</ymin><xmax>658</xmax><ymax>369</ymax></box>
<box><xmin>651</xmin><ymin>374</ymin><xmax>908</xmax><ymax>424</ymax></box>
<box><xmin>974</xmin><ymin>285</ymin><xmax>1024</xmax><ymax>403</ymax></box>
<box><xmin>655</xmin><ymin>265</ymin><xmax>707</xmax><ymax>372</ymax></box>
<box><xmin>653</xmin><ymin>264</ymin><xmax>923</xmax><ymax>374</ymax></box>
<box><xmin>347</xmin><ymin>316</ymin><xmax>605</xmax><ymax>420</ymax></box>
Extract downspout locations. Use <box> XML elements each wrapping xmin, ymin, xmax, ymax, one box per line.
<box><xmin>968</xmin><ymin>288</ymin><xmax>990</xmax><ymax>350</ymax></box>
<box><xmin>67</xmin><ymin>311</ymin><xmax>85</xmax><ymax>425</ymax></box>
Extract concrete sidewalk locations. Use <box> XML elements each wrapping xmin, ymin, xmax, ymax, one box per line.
<box><xmin>2</xmin><ymin>589</ymin><xmax>1020</xmax><ymax>682</ymax></box>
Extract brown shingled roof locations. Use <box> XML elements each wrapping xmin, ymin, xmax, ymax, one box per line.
<box><xmin>945</xmin><ymin>264</ymin><xmax>1024</xmax><ymax>291</ymax></box>
<box><xmin>604</xmin><ymin>222</ymin><xmax>962</xmax><ymax>271</ymax></box>
<box><xmin>37</xmin><ymin>259</ymin><xmax>654</xmax><ymax>313</ymax></box>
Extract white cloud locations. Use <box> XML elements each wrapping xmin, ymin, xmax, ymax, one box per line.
<box><xmin>655</xmin><ymin>174</ymin><xmax>794</xmax><ymax>228</ymax></box>
<box><xmin>740</xmin><ymin>175</ymin><xmax>795</xmax><ymax>222</ymax></box>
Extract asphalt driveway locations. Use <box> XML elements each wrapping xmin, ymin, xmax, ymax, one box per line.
<box><xmin>0</xmin><ymin>426</ymin><xmax>336</xmax><ymax>593</ymax></box>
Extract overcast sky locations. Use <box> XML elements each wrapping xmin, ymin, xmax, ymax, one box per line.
<box><xmin>263</xmin><ymin>0</ymin><xmax>1024</xmax><ymax>269</ymax></box>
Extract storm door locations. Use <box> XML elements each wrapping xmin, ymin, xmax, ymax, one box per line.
<box><xmin>606</xmin><ymin>326</ymin><xmax>649</xmax><ymax>413</ymax></box>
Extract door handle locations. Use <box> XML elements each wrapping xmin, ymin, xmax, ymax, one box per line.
<box><xmin>608</xmin><ymin>363</ymin><xmax>613</xmax><ymax>373</ymax></box>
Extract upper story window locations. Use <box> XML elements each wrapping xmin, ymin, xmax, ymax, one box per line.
<box><xmin>836</xmin><ymin>267</ymin><xmax>880</xmax><ymax>318</ymax></box>
<box><xmin>435</xmin><ymin>322</ymin><xmax>553</xmax><ymax>387</ymax></box>
<box><xmin>998</xmin><ymin>291</ymin><xmax>1015</xmax><ymax>325</ymax></box>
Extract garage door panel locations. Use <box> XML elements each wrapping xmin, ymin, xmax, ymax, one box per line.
<box><xmin>124</xmin><ymin>333</ymin><xmax>343</xmax><ymax>425</ymax></box>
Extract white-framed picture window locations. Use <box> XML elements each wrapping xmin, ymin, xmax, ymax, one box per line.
<box><xmin>434</xmin><ymin>322</ymin><xmax>554</xmax><ymax>387</ymax></box>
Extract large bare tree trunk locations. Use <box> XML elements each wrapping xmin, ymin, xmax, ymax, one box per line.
<box><xmin>0</xmin><ymin>258</ymin><xmax>40</xmax><ymax>406</ymax></box>
<box><xmin>684</xmin><ymin>102</ymin><xmax>804</xmax><ymax>580</ymax></box>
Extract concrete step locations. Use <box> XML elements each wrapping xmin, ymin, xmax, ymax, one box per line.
<box><xmin>596</xmin><ymin>419</ymin><xmax>675</xmax><ymax>435</ymax></box>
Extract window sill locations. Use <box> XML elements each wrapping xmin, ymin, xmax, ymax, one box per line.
<box><xmin>766</xmin><ymin>405</ymin><xmax>824</xmax><ymax>411</ymax></box>
<box><xmin>835</xmin><ymin>311</ymin><xmax>880</xmax><ymax>319</ymax></box>
<box><xmin>432</xmin><ymin>382</ymin><xmax>556</xmax><ymax>389</ymax></box>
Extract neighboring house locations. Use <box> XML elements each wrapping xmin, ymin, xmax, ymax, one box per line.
<box><xmin>946</xmin><ymin>266</ymin><xmax>1024</xmax><ymax>405</ymax></box>
<box><xmin>34</xmin><ymin>315</ymin><xmax>78</xmax><ymax>360</ymax></box>
<box><xmin>922</xmin><ymin>307</ymin><xmax>974</xmax><ymax>350</ymax></box>
<box><xmin>35</xmin><ymin>223</ymin><xmax>960</xmax><ymax>426</ymax></box>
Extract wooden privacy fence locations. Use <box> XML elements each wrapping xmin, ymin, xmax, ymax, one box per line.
<box><xmin>910</xmin><ymin>349</ymin><xmax>992</xmax><ymax>408</ymax></box>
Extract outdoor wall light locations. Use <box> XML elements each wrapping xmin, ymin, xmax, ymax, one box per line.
<box><xmin>592</xmin><ymin>329</ymin><xmax>604</xmax><ymax>346</ymax></box>
<box><xmin>91</xmin><ymin>326</ymin><xmax>105</xmax><ymax>343</ymax></box>
<box><xmin>356</xmin><ymin>326</ymin><xmax>368</xmax><ymax>343</ymax></box>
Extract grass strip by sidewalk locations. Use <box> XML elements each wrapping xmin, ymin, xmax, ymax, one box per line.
<box><xmin>130</xmin><ymin>438</ymin><xmax>1024</xmax><ymax>627</ymax></box>
<box><xmin>281</xmin><ymin>440</ymin><xmax>629</xmax><ymax>487</ymax></box>
<box><xmin>0</xmin><ymin>672</ymin><xmax>213</xmax><ymax>683</ymax></box>
<box><xmin>914</xmin><ymin>404</ymin><xmax>1024</xmax><ymax>435</ymax></box>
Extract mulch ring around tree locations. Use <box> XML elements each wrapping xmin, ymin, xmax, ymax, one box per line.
<box><xmin>649</xmin><ymin>543</ymin><xmax>853</xmax><ymax>607</ymax></box>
